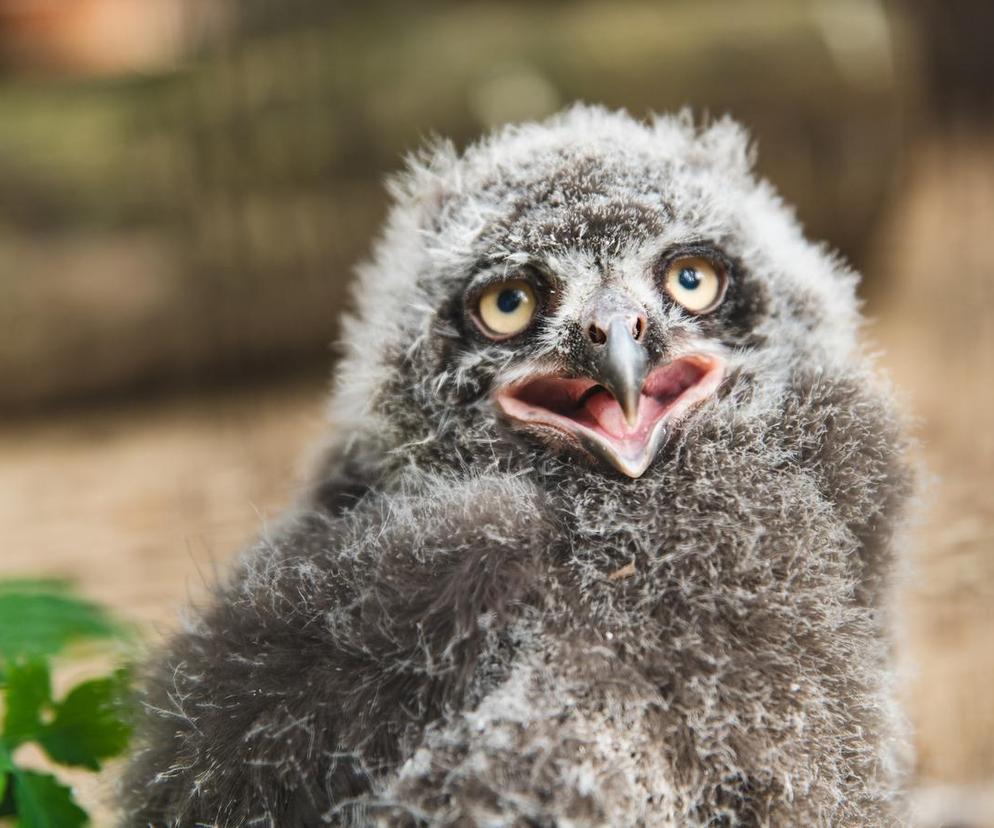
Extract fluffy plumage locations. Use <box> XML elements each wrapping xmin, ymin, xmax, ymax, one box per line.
<box><xmin>121</xmin><ymin>106</ymin><xmax>914</xmax><ymax>826</ymax></box>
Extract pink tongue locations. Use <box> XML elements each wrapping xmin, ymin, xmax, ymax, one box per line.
<box><xmin>584</xmin><ymin>391</ymin><xmax>633</xmax><ymax>438</ymax></box>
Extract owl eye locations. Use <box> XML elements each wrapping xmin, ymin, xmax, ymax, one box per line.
<box><xmin>475</xmin><ymin>279</ymin><xmax>538</xmax><ymax>338</ymax></box>
<box><xmin>663</xmin><ymin>256</ymin><xmax>726</xmax><ymax>314</ymax></box>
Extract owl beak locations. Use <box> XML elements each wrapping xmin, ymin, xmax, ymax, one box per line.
<box><xmin>592</xmin><ymin>318</ymin><xmax>649</xmax><ymax>429</ymax></box>
<box><xmin>582</xmin><ymin>289</ymin><xmax>651</xmax><ymax>430</ymax></box>
<box><xmin>494</xmin><ymin>354</ymin><xmax>726</xmax><ymax>479</ymax></box>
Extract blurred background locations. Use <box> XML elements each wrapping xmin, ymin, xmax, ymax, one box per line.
<box><xmin>0</xmin><ymin>0</ymin><xmax>991</xmax><ymax>824</ymax></box>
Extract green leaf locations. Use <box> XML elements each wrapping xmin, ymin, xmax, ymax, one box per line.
<box><xmin>0</xmin><ymin>740</ymin><xmax>12</xmax><ymax>805</ymax></box>
<box><xmin>11</xmin><ymin>770</ymin><xmax>87</xmax><ymax>828</ymax></box>
<box><xmin>39</xmin><ymin>670</ymin><xmax>133</xmax><ymax>770</ymax></box>
<box><xmin>0</xmin><ymin>777</ymin><xmax>13</xmax><ymax>818</ymax></box>
<box><xmin>0</xmin><ymin>580</ymin><xmax>122</xmax><ymax>664</ymax></box>
<box><xmin>2</xmin><ymin>659</ymin><xmax>51</xmax><ymax>748</ymax></box>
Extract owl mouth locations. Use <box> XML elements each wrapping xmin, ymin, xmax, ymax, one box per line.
<box><xmin>495</xmin><ymin>354</ymin><xmax>725</xmax><ymax>478</ymax></box>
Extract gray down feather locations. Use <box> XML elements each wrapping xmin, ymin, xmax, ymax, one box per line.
<box><xmin>121</xmin><ymin>105</ymin><xmax>915</xmax><ymax>827</ymax></box>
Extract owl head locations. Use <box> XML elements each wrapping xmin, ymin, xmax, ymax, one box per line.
<box><xmin>329</xmin><ymin>106</ymin><xmax>862</xmax><ymax>482</ymax></box>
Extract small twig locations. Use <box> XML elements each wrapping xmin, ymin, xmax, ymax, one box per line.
<box><xmin>608</xmin><ymin>560</ymin><xmax>637</xmax><ymax>581</ymax></box>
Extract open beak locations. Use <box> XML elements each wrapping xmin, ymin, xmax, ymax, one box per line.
<box><xmin>495</xmin><ymin>353</ymin><xmax>725</xmax><ymax>478</ymax></box>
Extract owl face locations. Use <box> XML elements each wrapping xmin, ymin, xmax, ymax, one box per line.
<box><xmin>464</xmin><ymin>250</ymin><xmax>730</xmax><ymax>477</ymax></box>
<box><xmin>334</xmin><ymin>107</ymin><xmax>861</xmax><ymax>481</ymax></box>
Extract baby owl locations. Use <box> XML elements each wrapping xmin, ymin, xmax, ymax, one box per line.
<box><xmin>122</xmin><ymin>106</ymin><xmax>914</xmax><ymax>826</ymax></box>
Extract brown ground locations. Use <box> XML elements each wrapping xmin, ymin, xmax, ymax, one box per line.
<box><xmin>868</xmin><ymin>130</ymin><xmax>994</xmax><ymax>827</ymax></box>
<box><xmin>1</xmin><ymin>131</ymin><xmax>992</xmax><ymax>826</ymax></box>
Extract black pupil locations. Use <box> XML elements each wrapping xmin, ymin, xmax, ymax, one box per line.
<box><xmin>678</xmin><ymin>267</ymin><xmax>700</xmax><ymax>290</ymax></box>
<box><xmin>497</xmin><ymin>288</ymin><xmax>524</xmax><ymax>313</ymax></box>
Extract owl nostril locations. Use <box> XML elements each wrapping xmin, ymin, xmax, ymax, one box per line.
<box><xmin>632</xmin><ymin>316</ymin><xmax>646</xmax><ymax>342</ymax></box>
<box><xmin>587</xmin><ymin>315</ymin><xmax>647</xmax><ymax>346</ymax></box>
<box><xmin>587</xmin><ymin>323</ymin><xmax>608</xmax><ymax>345</ymax></box>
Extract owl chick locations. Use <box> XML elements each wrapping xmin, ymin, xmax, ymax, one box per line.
<box><xmin>122</xmin><ymin>106</ymin><xmax>914</xmax><ymax>827</ymax></box>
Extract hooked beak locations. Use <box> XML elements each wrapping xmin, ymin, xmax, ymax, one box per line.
<box><xmin>495</xmin><ymin>354</ymin><xmax>725</xmax><ymax>478</ymax></box>
<box><xmin>594</xmin><ymin>317</ymin><xmax>649</xmax><ymax>429</ymax></box>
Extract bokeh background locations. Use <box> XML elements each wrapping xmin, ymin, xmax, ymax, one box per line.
<box><xmin>1</xmin><ymin>0</ymin><xmax>992</xmax><ymax>824</ymax></box>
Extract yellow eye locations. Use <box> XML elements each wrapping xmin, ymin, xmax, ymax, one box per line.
<box><xmin>476</xmin><ymin>279</ymin><xmax>538</xmax><ymax>338</ymax></box>
<box><xmin>664</xmin><ymin>257</ymin><xmax>725</xmax><ymax>314</ymax></box>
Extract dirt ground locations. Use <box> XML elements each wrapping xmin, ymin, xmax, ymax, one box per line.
<box><xmin>868</xmin><ymin>130</ymin><xmax>994</xmax><ymax>827</ymax></box>
<box><xmin>0</xmin><ymin>379</ymin><xmax>333</xmax><ymax>822</ymax></box>
<box><xmin>1</xmin><ymin>132</ymin><xmax>992</xmax><ymax>825</ymax></box>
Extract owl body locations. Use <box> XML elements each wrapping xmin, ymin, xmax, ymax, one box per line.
<box><xmin>123</xmin><ymin>107</ymin><xmax>912</xmax><ymax>826</ymax></box>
